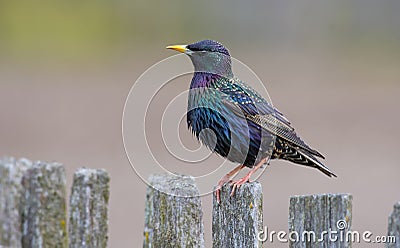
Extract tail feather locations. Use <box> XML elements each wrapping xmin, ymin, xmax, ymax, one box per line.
<box><xmin>297</xmin><ymin>149</ymin><xmax>337</xmax><ymax>177</ymax></box>
<box><xmin>277</xmin><ymin>144</ymin><xmax>337</xmax><ymax>177</ymax></box>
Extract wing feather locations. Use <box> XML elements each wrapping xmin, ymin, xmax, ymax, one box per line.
<box><xmin>218</xmin><ymin>77</ymin><xmax>324</xmax><ymax>159</ymax></box>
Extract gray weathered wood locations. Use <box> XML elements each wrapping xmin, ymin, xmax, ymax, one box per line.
<box><xmin>0</xmin><ymin>157</ymin><xmax>31</xmax><ymax>248</ymax></box>
<box><xmin>69</xmin><ymin>168</ymin><xmax>110</xmax><ymax>248</ymax></box>
<box><xmin>20</xmin><ymin>160</ymin><xmax>68</xmax><ymax>248</ymax></box>
<box><xmin>143</xmin><ymin>174</ymin><xmax>204</xmax><ymax>248</ymax></box>
<box><xmin>387</xmin><ymin>202</ymin><xmax>400</xmax><ymax>248</ymax></box>
<box><xmin>212</xmin><ymin>182</ymin><xmax>263</xmax><ymax>248</ymax></box>
<box><xmin>289</xmin><ymin>194</ymin><xmax>352</xmax><ymax>248</ymax></box>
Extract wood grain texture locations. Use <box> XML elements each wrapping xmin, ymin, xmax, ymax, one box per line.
<box><xmin>387</xmin><ymin>202</ymin><xmax>400</xmax><ymax>248</ymax></box>
<box><xmin>289</xmin><ymin>194</ymin><xmax>352</xmax><ymax>248</ymax></box>
<box><xmin>212</xmin><ymin>182</ymin><xmax>263</xmax><ymax>248</ymax></box>
<box><xmin>69</xmin><ymin>168</ymin><xmax>110</xmax><ymax>248</ymax></box>
<box><xmin>143</xmin><ymin>174</ymin><xmax>204</xmax><ymax>248</ymax></box>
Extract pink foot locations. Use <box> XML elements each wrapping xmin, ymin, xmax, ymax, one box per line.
<box><xmin>214</xmin><ymin>164</ymin><xmax>245</xmax><ymax>204</ymax></box>
<box><xmin>228</xmin><ymin>157</ymin><xmax>269</xmax><ymax>197</ymax></box>
<box><xmin>229</xmin><ymin>174</ymin><xmax>251</xmax><ymax>197</ymax></box>
<box><xmin>215</xmin><ymin>175</ymin><xmax>231</xmax><ymax>204</ymax></box>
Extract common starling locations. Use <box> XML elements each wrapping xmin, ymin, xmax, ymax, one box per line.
<box><xmin>167</xmin><ymin>40</ymin><xmax>336</xmax><ymax>202</ymax></box>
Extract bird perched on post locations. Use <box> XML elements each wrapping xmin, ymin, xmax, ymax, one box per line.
<box><xmin>167</xmin><ymin>40</ymin><xmax>336</xmax><ymax>203</ymax></box>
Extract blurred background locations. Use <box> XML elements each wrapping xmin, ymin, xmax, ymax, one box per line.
<box><xmin>1</xmin><ymin>0</ymin><xmax>399</xmax><ymax>247</ymax></box>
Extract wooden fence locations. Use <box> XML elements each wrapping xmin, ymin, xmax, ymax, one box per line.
<box><xmin>144</xmin><ymin>173</ymin><xmax>400</xmax><ymax>248</ymax></box>
<box><xmin>0</xmin><ymin>157</ymin><xmax>110</xmax><ymax>248</ymax></box>
<box><xmin>2</xmin><ymin>157</ymin><xmax>398</xmax><ymax>248</ymax></box>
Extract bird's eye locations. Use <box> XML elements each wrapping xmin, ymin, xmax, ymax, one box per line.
<box><xmin>187</xmin><ymin>45</ymin><xmax>208</xmax><ymax>53</ymax></box>
<box><xmin>187</xmin><ymin>46</ymin><xmax>201</xmax><ymax>52</ymax></box>
<box><xmin>192</xmin><ymin>50</ymin><xmax>207</xmax><ymax>56</ymax></box>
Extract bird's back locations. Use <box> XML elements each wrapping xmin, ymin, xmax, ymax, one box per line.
<box><xmin>187</xmin><ymin>72</ymin><xmax>336</xmax><ymax>177</ymax></box>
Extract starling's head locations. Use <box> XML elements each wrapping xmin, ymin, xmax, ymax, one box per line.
<box><xmin>167</xmin><ymin>40</ymin><xmax>233</xmax><ymax>78</ymax></box>
<box><xmin>186</xmin><ymin>40</ymin><xmax>230</xmax><ymax>56</ymax></box>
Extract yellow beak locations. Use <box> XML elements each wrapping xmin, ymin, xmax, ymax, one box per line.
<box><xmin>166</xmin><ymin>44</ymin><xmax>188</xmax><ymax>53</ymax></box>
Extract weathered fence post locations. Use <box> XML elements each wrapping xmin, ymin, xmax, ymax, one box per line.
<box><xmin>0</xmin><ymin>157</ymin><xmax>31</xmax><ymax>248</ymax></box>
<box><xmin>289</xmin><ymin>194</ymin><xmax>352</xmax><ymax>248</ymax></box>
<box><xmin>20</xmin><ymin>160</ymin><xmax>68</xmax><ymax>248</ymax></box>
<box><xmin>212</xmin><ymin>182</ymin><xmax>263</xmax><ymax>248</ymax></box>
<box><xmin>387</xmin><ymin>202</ymin><xmax>400</xmax><ymax>248</ymax></box>
<box><xmin>69</xmin><ymin>168</ymin><xmax>110</xmax><ymax>248</ymax></box>
<box><xmin>143</xmin><ymin>174</ymin><xmax>204</xmax><ymax>248</ymax></box>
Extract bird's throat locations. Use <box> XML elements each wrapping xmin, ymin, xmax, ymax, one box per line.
<box><xmin>189</xmin><ymin>72</ymin><xmax>222</xmax><ymax>89</ymax></box>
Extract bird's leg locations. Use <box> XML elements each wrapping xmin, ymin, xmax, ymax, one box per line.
<box><xmin>230</xmin><ymin>156</ymin><xmax>269</xmax><ymax>197</ymax></box>
<box><xmin>215</xmin><ymin>164</ymin><xmax>245</xmax><ymax>204</ymax></box>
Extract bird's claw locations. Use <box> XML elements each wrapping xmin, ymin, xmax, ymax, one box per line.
<box><xmin>216</xmin><ymin>174</ymin><xmax>237</xmax><ymax>204</ymax></box>
<box><xmin>216</xmin><ymin>186</ymin><xmax>221</xmax><ymax>204</ymax></box>
<box><xmin>214</xmin><ymin>164</ymin><xmax>246</xmax><ymax>204</ymax></box>
<box><xmin>229</xmin><ymin>177</ymin><xmax>250</xmax><ymax>197</ymax></box>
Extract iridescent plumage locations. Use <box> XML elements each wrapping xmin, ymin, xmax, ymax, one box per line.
<box><xmin>167</xmin><ymin>40</ymin><xmax>336</xmax><ymax>201</ymax></box>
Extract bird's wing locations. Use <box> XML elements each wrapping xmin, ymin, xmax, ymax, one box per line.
<box><xmin>219</xmin><ymin>78</ymin><xmax>324</xmax><ymax>158</ymax></box>
<box><xmin>225</xmin><ymin>78</ymin><xmax>292</xmax><ymax>126</ymax></box>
